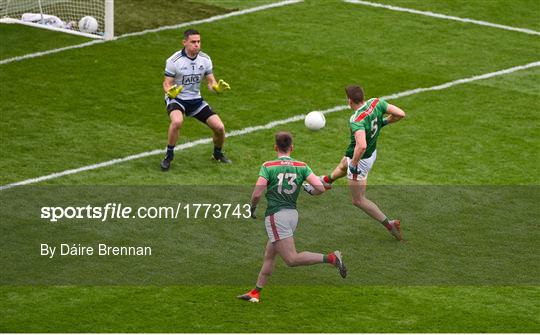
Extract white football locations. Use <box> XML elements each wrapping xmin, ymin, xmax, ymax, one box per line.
<box><xmin>79</xmin><ymin>16</ymin><xmax>98</xmax><ymax>33</ymax></box>
<box><xmin>304</xmin><ymin>111</ymin><xmax>326</xmax><ymax>131</ymax></box>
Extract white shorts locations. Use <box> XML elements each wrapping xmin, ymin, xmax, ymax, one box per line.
<box><xmin>264</xmin><ymin>209</ymin><xmax>298</xmax><ymax>243</ymax></box>
<box><xmin>347</xmin><ymin>150</ymin><xmax>377</xmax><ymax>180</ymax></box>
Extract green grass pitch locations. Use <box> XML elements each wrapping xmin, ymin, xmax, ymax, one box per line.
<box><xmin>1</xmin><ymin>0</ymin><xmax>539</xmax><ymax>332</ymax></box>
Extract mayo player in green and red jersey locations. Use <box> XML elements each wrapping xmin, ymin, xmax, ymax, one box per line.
<box><xmin>307</xmin><ymin>85</ymin><xmax>406</xmax><ymax>241</ymax></box>
<box><xmin>238</xmin><ymin>132</ymin><xmax>347</xmax><ymax>303</ymax></box>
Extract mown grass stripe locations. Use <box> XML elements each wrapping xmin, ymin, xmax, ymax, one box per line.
<box><xmin>1</xmin><ymin>60</ymin><xmax>538</xmax><ymax>191</ymax></box>
<box><xmin>344</xmin><ymin>0</ymin><xmax>540</xmax><ymax>35</ymax></box>
<box><xmin>0</xmin><ymin>0</ymin><xmax>303</xmax><ymax>65</ymax></box>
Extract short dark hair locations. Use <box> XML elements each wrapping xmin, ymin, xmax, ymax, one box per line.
<box><xmin>183</xmin><ymin>29</ymin><xmax>200</xmax><ymax>40</ymax></box>
<box><xmin>345</xmin><ymin>85</ymin><xmax>364</xmax><ymax>104</ymax></box>
<box><xmin>275</xmin><ymin>131</ymin><xmax>293</xmax><ymax>152</ymax></box>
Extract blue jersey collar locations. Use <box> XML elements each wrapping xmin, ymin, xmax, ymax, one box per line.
<box><xmin>181</xmin><ymin>48</ymin><xmax>198</xmax><ymax>61</ymax></box>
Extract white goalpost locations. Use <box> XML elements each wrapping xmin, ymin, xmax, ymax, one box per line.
<box><xmin>0</xmin><ymin>0</ymin><xmax>114</xmax><ymax>40</ymax></box>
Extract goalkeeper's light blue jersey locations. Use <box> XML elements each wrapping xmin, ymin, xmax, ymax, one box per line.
<box><xmin>164</xmin><ymin>48</ymin><xmax>213</xmax><ymax>100</ymax></box>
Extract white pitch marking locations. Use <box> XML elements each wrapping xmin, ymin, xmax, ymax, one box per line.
<box><xmin>344</xmin><ymin>0</ymin><xmax>540</xmax><ymax>36</ymax></box>
<box><xmin>0</xmin><ymin>0</ymin><xmax>303</xmax><ymax>65</ymax></box>
<box><xmin>117</xmin><ymin>0</ymin><xmax>303</xmax><ymax>39</ymax></box>
<box><xmin>1</xmin><ymin>60</ymin><xmax>538</xmax><ymax>191</ymax></box>
<box><xmin>0</xmin><ymin>39</ymin><xmax>105</xmax><ymax>65</ymax></box>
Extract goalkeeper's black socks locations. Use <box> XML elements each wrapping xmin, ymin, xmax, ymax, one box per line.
<box><xmin>213</xmin><ymin>146</ymin><xmax>223</xmax><ymax>157</ymax></box>
<box><xmin>166</xmin><ymin>145</ymin><xmax>175</xmax><ymax>160</ymax></box>
<box><xmin>212</xmin><ymin>147</ymin><xmax>232</xmax><ymax>164</ymax></box>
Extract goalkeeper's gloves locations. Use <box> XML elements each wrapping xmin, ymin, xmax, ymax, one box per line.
<box><xmin>348</xmin><ymin>164</ymin><xmax>361</xmax><ymax>175</ymax></box>
<box><xmin>212</xmin><ymin>79</ymin><xmax>230</xmax><ymax>94</ymax></box>
<box><xmin>249</xmin><ymin>205</ymin><xmax>257</xmax><ymax>219</ymax></box>
<box><xmin>167</xmin><ymin>84</ymin><xmax>183</xmax><ymax>98</ymax></box>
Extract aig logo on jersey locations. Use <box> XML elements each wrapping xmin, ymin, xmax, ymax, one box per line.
<box><xmin>181</xmin><ymin>74</ymin><xmax>202</xmax><ymax>85</ymax></box>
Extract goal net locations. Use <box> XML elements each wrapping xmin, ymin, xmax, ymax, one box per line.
<box><xmin>0</xmin><ymin>0</ymin><xmax>113</xmax><ymax>39</ymax></box>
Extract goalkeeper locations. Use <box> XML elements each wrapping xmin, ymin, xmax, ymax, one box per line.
<box><xmin>161</xmin><ymin>29</ymin><xmax>231</xmax><ymax>171</ymax></box>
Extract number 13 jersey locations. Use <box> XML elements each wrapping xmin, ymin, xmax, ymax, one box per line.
<box><xmin>259</xmin><ymin>156</ymin><xmax>313</xmax><ymax>217</ymax></box>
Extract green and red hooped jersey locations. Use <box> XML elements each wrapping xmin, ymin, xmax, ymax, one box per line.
<box><xmin>259</xmin><ymin>156</ymin><xmax>313</xmax><ymax>217</ymax></box>
<box><xmin>345</xmin><ymin>98</ymin><xmax>388</xmax><ymax>159</ymax></box>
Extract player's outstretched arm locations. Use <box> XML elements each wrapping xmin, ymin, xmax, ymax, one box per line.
<box><xmin>250</xmin><ymin>176</ymin><xmax>268</xmax><ymax>218</ymax></box>
<box><xmin>213</xmin><ymin>79</ymin><xmax>230</xmax><ymax>93</ymax></box>
<box><xmin>306</xmin><ymin>173</ymin><xmax>325</xmax><ymax>195</ymax></box>
<box><xmin>163</xmin><ymin>76</ymin><xmax>183</xmax><ymax>98</ymax></box>
<box><xmin>351</xmin><ymin>130</ymin><xmax>367</xmax><ymax>168</ymax></box>
<box><xmin>207</xmin><ymin>73</ymin><xmax>230</xmax><ymax>94</ymax></box>
<box><xmin>383</xmin><ymin>104</ymin><xmax>406</xmax><ymax>126</ymax></box>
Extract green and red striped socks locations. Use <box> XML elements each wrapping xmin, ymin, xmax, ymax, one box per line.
<box><xmin>324</xmin><ymin>253</ymin><xmax>336</xmax><ymax>264</ymax></box>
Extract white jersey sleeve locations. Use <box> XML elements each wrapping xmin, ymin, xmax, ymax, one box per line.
<box><xmin>164</xmin><ymin>53</ymin><xmax>179</xmax><ymax>77</ymax></box>
<box><xmin>204</xmin><ymin>55</ymin><xmax>213</xmax><ymax>76</ymax></box>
